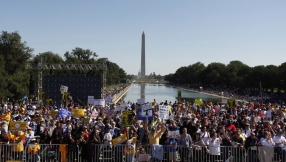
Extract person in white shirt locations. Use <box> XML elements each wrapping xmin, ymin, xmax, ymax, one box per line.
<box><xmin>260</xmin><ymin>131</ymin><xmax>275</xmax><ymax>146</ymax></box>
<box><xmin>242</xmin><ymin>124</ymin><xmax>252</xmax><ymax>138</ymax></box>
<box><xmin>273</xmin><ymin>129</ymin><xmax>286</xmax><ymax>161</ymax></box>
<box><xmin>259</xmin><ymin>131</ymin><xmax>275</xmax><ymax>161</ymax></box>
<box><xmin>103</xmin><ymin>126</ymin><xmax>113</xmax><ymax>162</ymax></box>
<box><xmin>208</xmin><ymin>132</ymin><xmax>222</xmax><ymax>162</ymax></box>
<box><xmin>200</xmin><ymin>127</ymin><xmax>210</xmax><ymax>145</ymax></box>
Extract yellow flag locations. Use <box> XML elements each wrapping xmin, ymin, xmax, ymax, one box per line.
<box><xmin>112</xmin><ymin>134</ymin><xmax>127</xmax><ymax>146</ymax></box>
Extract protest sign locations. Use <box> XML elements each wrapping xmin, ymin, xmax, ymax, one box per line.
<box><xmin>105</xmin><ymin>97</ymin><xmax>113</xmax><ymax>103</ymax></box>
<box><xmin>87</xmin><ymin>96</ymin><xmax>94</xmax><ymax>105</ymax></box>
<box><xmin>227</xmin><ymin>99</ymin><xmax>236</xmax><ymax>108</ymax></box>
<box><xmin>139</xmin><ymin>104</ymin><xmax>153</xmax><ymax>119</ymax></box>
<box><xmin>49</xmin><ymin>110</ymin><xmax>59</xmax><ymax>117</ymax></box>
<box><xmin>137</xmin><ymin>98</ymin><xmax>145</xmax><ymax>105</ymax></box>
<box><xmin>9</xmin><ymin>122</ymin><xmax>26</xmax><ymax>131</ymax></box>
<box><xmin>222</xmin><ymin>98</ymin><xmax>228</xmax><ymax>104</ymax></box>
<box><xmin>115</xmin><ymin>104</ymin><xmax>129</xmax><ymax>111</ymax></box>
<box><xmin>168</xmin><ymin>130</ymin><xmax>180</xmax><ymax>137</ymax></box>
<box><xmin>112</xmin><ymin>134</ymin><xmax>127</xmax><ymax>146</ymax></box>
<box><xmin>137</xmin><ymin>108</ymin><xmax>153</xmax><ymax>120</ymax></box>
<box><xmin>60</xmin><ymin>85</ymin><xmax>68</xmax><ymax>92</ymax></box>
<box><xmin>71</xmin><ymin>109</ymin><xmax>84</xmax><ymax>117</ymax></box>
<box><xmin>94</xmin><ymin>99</ymin><xmax>105</xmax><ymax>107</ymax></box>
<box><xmin>139</xmin><ymin>154</ymin><xmax>150</xmax><ymax>161</ymax></box>
<box><xmin>83</xmin><ymin>118</ymin><xmax>90</xmax><ymax>125</ymax></box>
<box><xmin>122</xmin><ymin>111</ymin><xmax>133</xmax><ymax>127</ymax></box>
<box><xmin>103</xmin><ymin>109</ymin><xmax>114</xmax><ymax>116</ymax></box>
<box><xmin>159</xmin><ymin>105</ymin><xmax>169</xmax><ymax>119</ymax></box>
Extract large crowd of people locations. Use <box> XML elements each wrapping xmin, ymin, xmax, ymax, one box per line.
<box><xmin>0</xmin><ymin>86</ymin><xmax>286</xmax><ymax>162</ymax></box>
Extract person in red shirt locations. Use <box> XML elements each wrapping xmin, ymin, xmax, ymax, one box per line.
<box><xmin>226</xmin><ymin>120</ymin><xmax>237</xmax><ymax>133</ymax></box>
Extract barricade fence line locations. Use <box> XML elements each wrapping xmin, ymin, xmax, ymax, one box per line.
<box><xmin>1</xmin><ymin>144</ymin><xmax>286</xmax><ymax>162</ymax></box>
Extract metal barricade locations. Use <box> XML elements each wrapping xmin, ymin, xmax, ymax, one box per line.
<box><xmin>246</xmin><ymin>146</ymin><xmax>286</xmax><ymax>162</ymax></box>
<box><xmin>0</xmin><ymin>143</ymin><xmax>25</xmax><ymax>162</ymax></box>
<box><xmin>23</xmin><ymin>144</ymin><xmax>80</xmax><ymax>162</ymax></box>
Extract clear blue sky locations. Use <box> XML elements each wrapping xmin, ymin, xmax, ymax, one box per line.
<box><xmin>1</xmin><ymin>0</ymin><xmax>286</xmax><ymax>76</ymax></box>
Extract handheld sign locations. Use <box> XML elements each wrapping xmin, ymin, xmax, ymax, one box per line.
<box><xmin>87</xmin><ymin>96</ymin><xmax>94</xmax><ymax>105</ymax></box>
<box><xmin>9</xmin><ymin>122</ymin><xmax>26</xmax><ymax>131</ymax></box>
<box><xmin>227</xmin><ymin>99</ymin><xmax>235</xmax><ymax>108</ymax></box>
<box><xmin>94</xmin><ymin>99</ymin><xmax>105</xmax><ymax>107</ymax></box>
<box><xmin>112</xmin><ymin>134</ymin><xmax>127</xmax><ymax>146</ymax></box>
<box><xmin>159</xmin><ymin>105</ymin><xmax>169</xmax><ymax>119</ymax></box>
<box><xmin>60</xmin><ymin>85</ymin><xmax>68</xmax><ymax>92</ymax></box>
<box><xmin>122</xmin><ymin>111</ymin><xmax>133</xmax><ymax>127</ymax></box>
<box><xmin>49</xmin><ymin>110</ymin><xmax>59</xmax><ymax>117</ymax></box>
<box><xmin>71</xmin><ymin>109</ymin><xmax>84</xmax><ymax>118</ymax></box>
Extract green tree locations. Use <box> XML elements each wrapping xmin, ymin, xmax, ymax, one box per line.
<box><xmin>0</xmin><ymin>31</ymin><xmax>33</xmax><ymax>99</ymax></box>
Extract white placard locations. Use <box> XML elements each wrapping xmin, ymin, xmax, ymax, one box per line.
<box><xmin>114</xmin><ymin>104</ymin><xmax>129</xmax><ymax>111</ymax></box>
<box><xmin>88</xmin><ymin>96</ymin><xmax>94</xmax><ymax>104</ymax></box>
<box><xmin>222</xmin><ymin>98</ymin><xmax>228</xmax><ymax>104</ymax></box>
<box><xmin>168</xmin><ymin>130</ymin><xmax>180</xmax><ymax>137</ymax></box>
<box><xmin>137</xmin><ymin>98</ymin><xmax>145</xmax><ymax>105</ymax></box>
<box><xmin>60</xmin><ymin>85</ymin><xmax>68</xmax><ymax>92</ymax></box>
<box><xmin>94</xmin><ymin>99</ymin><xmax>105</xmax><ymax>107</ymax></box>
<box><xmin>159</xmin><ymin>105</ymin><xmax>169</xmax><ymax>119</ymax></box>
<box><xmin>139</xmin><ymin>154</ymin><xmax>150</xmax><ymax>161</ymax></box>
<box><xmin>105</xmin><ymin>97</ymin><xmax>113</xmax><ymax>103</ymax></box>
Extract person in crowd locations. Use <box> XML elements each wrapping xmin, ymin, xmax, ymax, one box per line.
<box><xmin>200</xmin><ymin>126</ymin><xmax>210</xmax><ymax>145</ymax></box>
<box><xmin>103</xmin><ymin>125</ymin><xmax>113</xmax><ymax>162</ymax></box>
<box><xmin>178</xmin><ymin>128</ymin><xmax>192</xmax><ymax>162</ymax></box>
<box><xmin>244</xmin><ymin>132</ymin><xmax>259</xmax><ymax>162</ymax></box>
<box><xmin>8</xmin><ymin>129</ymin><xmax>27</xmax><ymax>160</ymax></box>
<box><xmin>259</xmin><ymin>131</ymin><xmax>275</xmax><ymax>162</ymax></box>
<box><xmin>273</xmin><ymin>129</ymin><xmax>286</xmax><ymax>161</ymax></box>
<box><xmin>88</xmin><ymin>130</ymin><xmax>101</xmax><ymax>162</ymax></box>
<box><xmin>27</xmin><ymin>138</ymin><xmax>40</xmax><ymax>162</ymax></box>
<box><xmin>208</xmin><ymin>131</ymin><xmax>222</xmax><ymax>162</ymax></box>
<box><xmin>165</xmin><ymin>132</ymin><xmax>178</xmax><ymax>162</ymax></box>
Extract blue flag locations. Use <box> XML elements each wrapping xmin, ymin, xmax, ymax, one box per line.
<box><xmin>59</xmin><ymin>107</ymin><xmax>71</xmax><ymax>119</ymax></box>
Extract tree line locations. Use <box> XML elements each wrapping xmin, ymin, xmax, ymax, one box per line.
<box><xmin>0</xmin><ymin>31</ymin><xmax>131</xmax><ymax>100</ymax></box>
<box><xmin>164</xmin><ymin>61</ymin><xmax>286</xmax><ymax>94</ymax></box>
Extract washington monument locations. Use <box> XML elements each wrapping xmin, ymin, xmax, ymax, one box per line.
<box><xmin>141</xmin><ymin>32</ymin><xmax>145</xmax><ymax>78</ymax></box>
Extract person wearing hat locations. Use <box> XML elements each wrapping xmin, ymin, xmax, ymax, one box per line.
<box><xmin>8</xmin><ymin>128</ymin><xmax>27</xmax><ymax>160</ymax></box>
<box><xmin>273</xmin><ymin>129</ymin><xmax>286</xmax><ymax>161</ymax></box>
<box><xmin>27</xmin><ymin>138</ymin><xmax>40</xmax><ymax>162</ymax></box>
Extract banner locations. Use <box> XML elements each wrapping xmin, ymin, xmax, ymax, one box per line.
<box><xmin>59</xmin><ymin>108</ymin><xmax>71</xmax><ymax>119</ymax></box>
<box><xmin>159</xmin><ymin>105</ymin><xmax>169</xmax><ymax>119</ymax></box>
<box><xmin>87</xmin><ymin>96</ymin><xmax>94</xmax><ymax>105</ymax></box>
<box><xmin>103</xmin><ymin>109</ymin><xmax>114</xmax><ymax>116</ymax></box>
<box><xmin>49</xmin><ymin>110</ymin><xmax>59</xmax><ymax>117</ymax></box>
<box><xmin>227</xmin><ymin>99</ymin><xmax>236</xmax><ymax>108</ymax></box>
<box><xmin>122</xmin><ymin>111</ymin><xmax>133</xmax><ymax>127</ymax></box>
<box><xmin>112</xmin><ymin>134</ymin><xmax>127</xmax><ymax>146</ymax></box>
<box><xmin>9</xmin><ymin>122</ymin><xmax>26</xmax><ymax>131</ymax></box>
<box><xmin>94</xmin><ymin>99</ymin><xmax>105</xmax><ymax>107</ymax></box>
<box><xmin>137</xmin><ymin>98</ymin><xmax>145</xmax><ymax>105</ymax></box>
<box><xmin>71</xmin><ymin>109</ymin><xmax>84</xmax><ymax>117</ymax></box>
<box><xmin>195</xmin><ymin>99</ymin><xmax>203</xmax><ymax>105</ymax></box>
